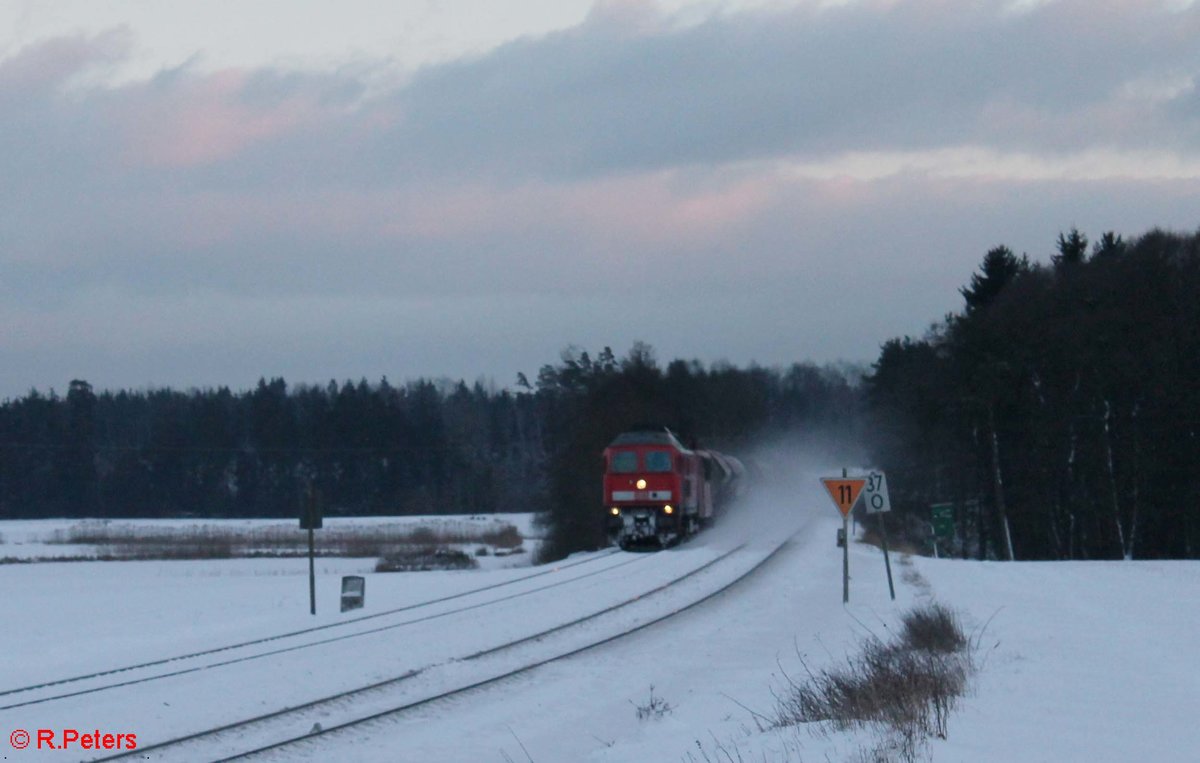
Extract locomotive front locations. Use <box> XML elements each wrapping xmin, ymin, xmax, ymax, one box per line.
<box><xmin>603</xmin><ymin>429</ymin><xmax>697</xmax><ymax>549</ymax></box>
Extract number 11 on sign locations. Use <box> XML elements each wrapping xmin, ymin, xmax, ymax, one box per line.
<box><xmin>821</xmin><ymin>477</ymin><xmax>865</xmax><ymax>517</ymax></box>
<box><xmin>821</xmin><ymin>475</ymin><xmax>865</xmax><ymax>602</ymax></box>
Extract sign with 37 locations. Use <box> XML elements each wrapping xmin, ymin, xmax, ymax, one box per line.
<box><xmin>863</xmin><ymin>471</ymin><xmax>891</xmax><ymax>514</ymax></box>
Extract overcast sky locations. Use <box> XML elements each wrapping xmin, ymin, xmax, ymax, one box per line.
<box><xmin>2</xmin><ymin>0</ymin><xmax>1198</xmax><ymax>398</ymax></box>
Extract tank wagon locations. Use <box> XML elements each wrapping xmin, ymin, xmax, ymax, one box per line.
<box><xmin>602</xmin><ymin>427</ymin><xmax>745</xmax><ymax>549</ymax></box>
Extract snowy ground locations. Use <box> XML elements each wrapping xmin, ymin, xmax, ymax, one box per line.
<box><xmin>1</xmin><ymin>494</ymin><xmax>1197</xmax><ymax>762</ymax></box>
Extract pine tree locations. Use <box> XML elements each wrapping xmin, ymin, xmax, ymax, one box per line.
<box><xmin>1053</xmin><ymin>227</ymin><xmax>1089</xmax><ymax>269</ymax></box>
<box><xmin>960</xmin><ymin>245</ymin><xmax>1028</xmax><ymax>314</ymax></box>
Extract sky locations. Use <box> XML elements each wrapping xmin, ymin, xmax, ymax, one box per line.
<box><xmin>2</xmin><ymin>0</ymin><xmax>1198</xmax><ymax>398</ymax></box>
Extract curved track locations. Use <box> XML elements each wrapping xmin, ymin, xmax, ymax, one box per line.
<box><xmin>1</xmin><ymin>548</ymin><xmax>639</xmax><ymax>711</ymax></box>
<box><xmin>85</xmin><ymin>535</ymin><xmax>795</xmax><ymax>763</ymax></box>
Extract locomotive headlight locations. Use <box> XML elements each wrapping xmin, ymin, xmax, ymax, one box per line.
<box><xmin>663</xmin><ymin>505</ymin><xmax>674</xmax><ymax>515</ymax></box>
<box><xmin>636</xmin><ymin>479</ymin><xmax>647</xmax><ymax>490</ymax></box>
<box><xmin>610</xmin><ymin>507</ymin><xmax>620</xmax><ymax>516</ymax></box>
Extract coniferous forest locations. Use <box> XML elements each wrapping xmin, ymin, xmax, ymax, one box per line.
<box><xmin>1</xmin><ymin>226</ymin><xmax>1197</xmax><ymax>561</ymax></box>
<box><xmin>865</xmin><ymin>227</ymin><xmax>1200</xmax><ymax>561</ymax></box>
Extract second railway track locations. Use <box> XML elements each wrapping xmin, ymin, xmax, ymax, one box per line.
<box><xmin>79</xmin><ymin>534</ymin><xmax>796</xmax><ymax>762</ymax></box>
<box><xmin>1</xmin><ymin>546</ymin><xmax>638</xmax><ymax>710</ymax></box>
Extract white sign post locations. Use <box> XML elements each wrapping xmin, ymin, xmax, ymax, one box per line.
<box><xmin>864</xmin><ymin>471</ymin><xmax>895</xmax><ymax>600</ymax></box>
<box><xmin>864</xmin><ymin>471</ymin><xmax>891</xmax><ymax>514</ymax></box>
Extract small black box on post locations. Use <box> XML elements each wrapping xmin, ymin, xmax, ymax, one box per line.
<box><xmin>300</xmin><ymin>487</ymin><xmax>323</xmax><ymax>530</ymax></box>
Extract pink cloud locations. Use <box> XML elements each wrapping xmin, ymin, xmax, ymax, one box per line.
<box><xmin>375</xmin><ymin>172</ymin><xmax>774</xmax><ymax>248</ymax></box>
<box><xmin>114</xmin><ymin>68</ymin><xmax>329</xmax><ymax>168</ymax></box>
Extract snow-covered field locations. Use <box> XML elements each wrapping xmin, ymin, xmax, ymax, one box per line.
<box><xmin>1</xmin><ymin>493</ymin><xmax>1197</xmax><ymax>762</ymax></box>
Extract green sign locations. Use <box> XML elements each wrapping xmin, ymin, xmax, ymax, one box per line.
<box><xmin>930</xmin><ymin>502</ymin><xmax>954</xmax><ymax>539</ymax></box>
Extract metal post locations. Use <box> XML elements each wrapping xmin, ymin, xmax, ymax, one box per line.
<box><xmin>843</xmin><ymin>514</ymin><xmax>850</xmax><ymax>603</ymax></box>
<box><xmin>842</xmin><ymin>468</ymin><xmax>849</xmax><ymax>604</ymax></box>
<box><xmin>308</xmin><ymin>526</ymin><xmax>316</xmax><ymax>616</ymax></box>
<box><xmin>881</xmin><ymin>513</ymin><xmax>895</xmax><ymax>601</ymax></box>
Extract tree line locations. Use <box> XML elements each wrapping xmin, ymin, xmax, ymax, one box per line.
<box><xmin>0</xmin><ymin>377</ymin><xmax>545</xmax><ymax>521</ymax></box>
<box><xmin>0</xmin><ymin>351</ymin><xmax>863</xmax><ymax>563</ymax></box>
<box><xmin>864</xmin><ymin>227</ymin><xmax>1200</xmax><ymax>560</ymax></box>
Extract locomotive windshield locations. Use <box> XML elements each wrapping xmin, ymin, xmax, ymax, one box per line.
<box><xmin>644</xmin><ymin>451</ymin><xmax>672</xmax><ymax>472</ymax></box>
<box><xmin>610</xmin><ymin>451</ymin><xmax>638</xmax><ymax>473</ymax></box>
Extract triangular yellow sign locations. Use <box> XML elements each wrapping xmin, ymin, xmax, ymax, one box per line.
<box><xmin>821</xmin><ymin>477</ymin><xmax>866</xmax><ymax>517</ymax></box>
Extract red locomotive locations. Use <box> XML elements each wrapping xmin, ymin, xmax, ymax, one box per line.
<box><xmin>602</xmin><ymin>427</ymin><xmax>744</xmax><ymax>548</ymax></box>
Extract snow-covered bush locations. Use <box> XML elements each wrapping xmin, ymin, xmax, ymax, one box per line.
<box><xmin>374</xmin><ymin>546</ymin><xmax>478</xmax><ymax>572</ymax></box>
<box><xmin>771</xmin><ymin>604</ymin><xmax>972</xmax><ymax>761</ymax></box>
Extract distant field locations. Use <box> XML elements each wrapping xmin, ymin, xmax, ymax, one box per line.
<box><xmin>0</xmin><ymin>513</ymin><xmax>540</xmax><ymax>563</ymax></box>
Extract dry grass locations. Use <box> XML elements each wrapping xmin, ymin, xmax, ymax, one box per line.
<box><xmin>631</xmin><ymin>685</ymin><xmax>673</xmax><ymax>721</ymax></box>
<box><xmin>38</xmin><ymin>519</ymin><xmax>525</xmax><ymax>562</ymax></box>
<box><xmin>771</xmin><ymin>603</ymin><xmax>973</xmax><ymax>762</ymax></box>
<box><xmin>900</xmin><ymin>603</ymin><xmax>968</xmax><ymax>654</ymax></box>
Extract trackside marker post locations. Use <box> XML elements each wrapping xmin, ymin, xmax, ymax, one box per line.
<box><xmin>863</xmin><ymin>471</ymin><xmax>895</xmax><ymax>600</ymax></box>
<box><xmin>821</xmin><ymin>472</ymin><xmax>865</xmax><ymax>603</ymax></box>
<box><xmin>300</xmin><ymin>485</ymin><xmax>324</xmax><ymax>615</ymax></box>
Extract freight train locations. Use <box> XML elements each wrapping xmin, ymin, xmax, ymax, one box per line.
<box><xmin>602</xmin><ymin>427</ymin><xmax>744</xmax><ymax>549</ymax></box>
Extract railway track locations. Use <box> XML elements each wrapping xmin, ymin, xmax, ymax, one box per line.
<box><xmin>86</xmin><ymin>534</ymin><xmax>796</xmax><ymax>762</ymax></box>
<box><xmin>1</xmin><ymin>547</ymin><xmax>642</xmax><ymax>711</ymax></box>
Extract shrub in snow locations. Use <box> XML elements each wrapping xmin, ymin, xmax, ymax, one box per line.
<box><xmin>374</xmin><ymin>546</ymin><xmax>479</xmax><ymax>572</ymax></box>
<box><xmin>771</xmin><ymin>603</ymin><xmax>972</xmax><ymax>762</ymax></box>
<box><xmin>486</xmin><ymin>523</ymin><xmax>524</xmax><ymax>550</ymax></box>
<box><xmin>632</xmin><ymin>685</ymin><xmax>673</xmax><ymax>720</ymax></box>
<box><xmin>900</xmin><ymin>603</ymin><xmax>967</xmax><ymax>654</ymax></box>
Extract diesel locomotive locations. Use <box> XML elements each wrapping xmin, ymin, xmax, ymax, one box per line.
<box><xmin>602</xmin><ymin>428</ymin><xmax>744</xmax><ymax>549</ymax></box>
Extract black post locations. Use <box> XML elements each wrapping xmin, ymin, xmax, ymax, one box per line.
<box><xmin>842</xmin><ymin>468</ymin><xmax>850</xmax><ymax>604</ymax></box>
<box><xmin>881</xmin><ymin>513</ymin><xmax>895</xmax><ymax>601</ymax></box>
<box><xmin>301</xmin><ymin>484</ymin><xmax>321</xmax><ymax>616</ymax></box>
<box><xmin>308</xmin><ymin>526</ymin><xmax>316</xmax><ymax>616</ymax></box>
